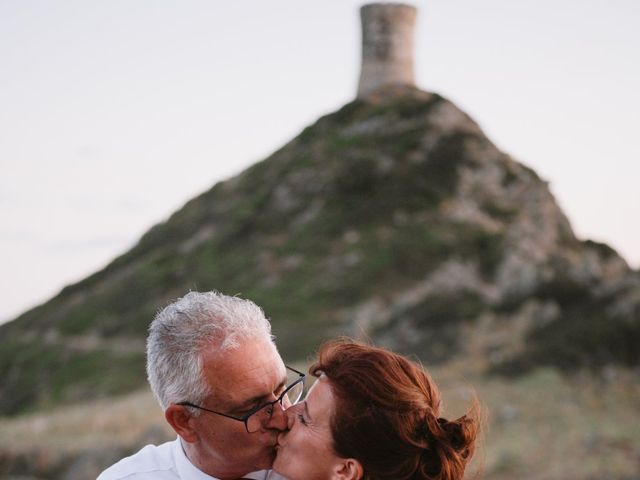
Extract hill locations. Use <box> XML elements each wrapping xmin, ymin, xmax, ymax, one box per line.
<box><xmin>1</xmin><ymin>85</ymin><xmax>639</xmax><ymax>416</ymax></box>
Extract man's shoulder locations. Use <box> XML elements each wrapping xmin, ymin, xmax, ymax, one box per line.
<box><xmin>264</xmin><ymin>471</ymin><xmax>288</xmax><ymax>480</ymax></box>
<box><xmin>97</xmin><ymin>440</ymin><xmax>178</xmax><ymax>480</ymax></box>
<box><xmin>246</xmin><ymin>470</ymin><xmax>287</xmax><ymax>480</ymax></box>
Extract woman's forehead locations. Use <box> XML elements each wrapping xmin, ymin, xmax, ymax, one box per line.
<box><xmin>306</xmin><ymin>375</ymin><xmax>335</xmax><ymax>420</ymax></box>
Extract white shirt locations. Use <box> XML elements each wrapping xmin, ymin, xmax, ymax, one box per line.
<box><xmin>97</xmin><ymin>437</ymin><xmax>286</xmax><ymax>480</ymax></box>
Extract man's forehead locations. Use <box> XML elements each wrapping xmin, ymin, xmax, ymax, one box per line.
<box><xmin>201</xmin><ymin>339</ymin><xmax>286</xmax><ymax>403</ymax></box>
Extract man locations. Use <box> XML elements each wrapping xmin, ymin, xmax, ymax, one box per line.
<box><xmin>98</xmin><ymin>291</ymin><xmax>302</xmax><ymax>480</ymax></box>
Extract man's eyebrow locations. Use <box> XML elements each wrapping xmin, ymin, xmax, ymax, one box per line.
<box><xmin>234</xmin><ymin>377</ymin><xmax>288</xmax><ymax>410</ymax></box>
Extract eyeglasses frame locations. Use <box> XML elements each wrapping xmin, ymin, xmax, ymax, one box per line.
<box><xmin>176</xmin><ymin>365</ymin><xmax>305</xmax><ymax>433</ymax></box>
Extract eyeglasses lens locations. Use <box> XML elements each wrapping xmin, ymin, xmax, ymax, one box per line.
<box><xmin>245</xmin><ymin>371</ymin><xmax>304</xmax><ymax>433</ymax></box>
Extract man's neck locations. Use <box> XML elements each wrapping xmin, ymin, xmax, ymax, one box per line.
<box><xmin>180</xmin><ymin>438</ymin><xmax>257</xmax><ymax>480</ymax></box>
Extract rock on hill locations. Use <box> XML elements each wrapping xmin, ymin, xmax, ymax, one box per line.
<box><xmin>1</xmin><ymin>86</ymin><xmax>639</xmax><ymax>416</ymax></box>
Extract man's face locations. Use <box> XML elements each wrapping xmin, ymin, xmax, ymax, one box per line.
<box><xmin>187</xmin><ymin>337</ymin><xmax>288</xmax><ymax>478</ymax></box>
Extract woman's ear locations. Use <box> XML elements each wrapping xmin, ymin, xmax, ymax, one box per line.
<box><xmin>165</xmin><ymin>404</ymin><xmax>198</xmax><ymax>443</ymax></box>
<box><xmin>332</xmin><ymin>458</ymin><xmax>364</xmax><ymax>480</ymax></box>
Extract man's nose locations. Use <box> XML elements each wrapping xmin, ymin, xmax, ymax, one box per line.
<box><xmin>266</xmin><ymin>401</ymin><xmax>288</xmax><ymax>431</ymax></box>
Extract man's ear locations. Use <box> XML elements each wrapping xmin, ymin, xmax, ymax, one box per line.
<box><xmin>332</xmin><ymin>458</ymin><xmax>363</xmax><ymax>480</ymax></box>
<box><xmin>165</xmin><ymin>404</ymin><xmax>198</xmax><ymax>443</ymax></box>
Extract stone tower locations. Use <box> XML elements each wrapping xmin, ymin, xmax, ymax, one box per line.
<box><xmin>357</xmin><ymin>3</ymin><xmax>417</xmax><ymax>98</ymax></box>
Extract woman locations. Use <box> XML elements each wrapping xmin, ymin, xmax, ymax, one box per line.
<box><xmin>273</xmin><ymin>339</ymin><xmax>479</xmax><ymax>480</ymax></box>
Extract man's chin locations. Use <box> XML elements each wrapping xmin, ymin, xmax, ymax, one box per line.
<box><xmin>258</xmin><ymin>446</ymin><xmax>278</xmax><ymax>470</ymax></box>
<box><xmin>272</xmin><ymin>445</ymin><xmax>286</xmax><ymax>467</ymax></box>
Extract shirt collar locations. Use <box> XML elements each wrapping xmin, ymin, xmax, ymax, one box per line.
<box><xmin>173</xmin><ymin>437</ymin><xmax>270</xmax><ymax>480</ymax></box>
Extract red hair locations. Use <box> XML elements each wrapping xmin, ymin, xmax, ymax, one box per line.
<box><xmin>310</xmin><ymin>339</ymin><xmax>479</xmax><ymax>480</ymax></box>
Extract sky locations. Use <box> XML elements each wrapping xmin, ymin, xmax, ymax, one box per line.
<box><xmin>1</xmin><ymin>0</ymin><xmax>639</xmax><ymax>324</ymax></box>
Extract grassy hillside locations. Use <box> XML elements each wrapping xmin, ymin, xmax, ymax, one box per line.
<box><xmin>1</xmin><ymin>86</ymin><xmax>638</xmax><ymax>416</ymax></box>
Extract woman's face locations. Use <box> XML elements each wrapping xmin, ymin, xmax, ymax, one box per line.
<box><xmin>273</xmin><ymin>375</ymin><xmax>351</xmax><ymax>480</ymax></box>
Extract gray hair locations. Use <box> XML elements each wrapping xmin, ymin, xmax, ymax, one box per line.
<box><xmin>146</xmin><ymin>291</ymin><xmax>275</xmax><ymax>411</ymax></box>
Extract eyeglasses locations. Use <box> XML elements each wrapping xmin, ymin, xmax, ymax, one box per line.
<box><xmin>177</xmin><ymin>365</ymin><xmax>305</xmax><ymax>433</ymax></box>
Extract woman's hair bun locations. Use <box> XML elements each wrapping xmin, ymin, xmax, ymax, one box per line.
<box><xmin>439</xmin><ymin>416</ymin><xmax>475</xmax><ymax>456</ymax></box>
<box><xmin>418</xmin><ymin>413</ymin><xmax>478</xmax><ymax>480</ymax></box>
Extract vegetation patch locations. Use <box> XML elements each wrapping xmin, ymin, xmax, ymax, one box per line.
<box><xmin>484</xmin><ymin>200</ymin><xmax>518</xmax><ymax>222</ymax></box>
<box><xmin>493</xmin><ymin>293</ymin><xmax>640</xmax><ymax>375</ymax></box>
<box><xmin>0</xmin><ymin>339</ymin><xmax>145</xmax><ymax>416</ymax></box>
<box><xmin>583</xmin><ymin>239</ymin><xmax>620</xmax><ymax>259</ymax></box>
<box><xmin>374</xmin><ymin>290</ymin><xmax>484</xmax><ymax>364</ymax></box>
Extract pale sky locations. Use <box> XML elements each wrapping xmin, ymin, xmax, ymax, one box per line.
<box><xmin>1</xmin><ymin>0</ymin><xmax>639</xmax><ymax>324</ymax></box>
